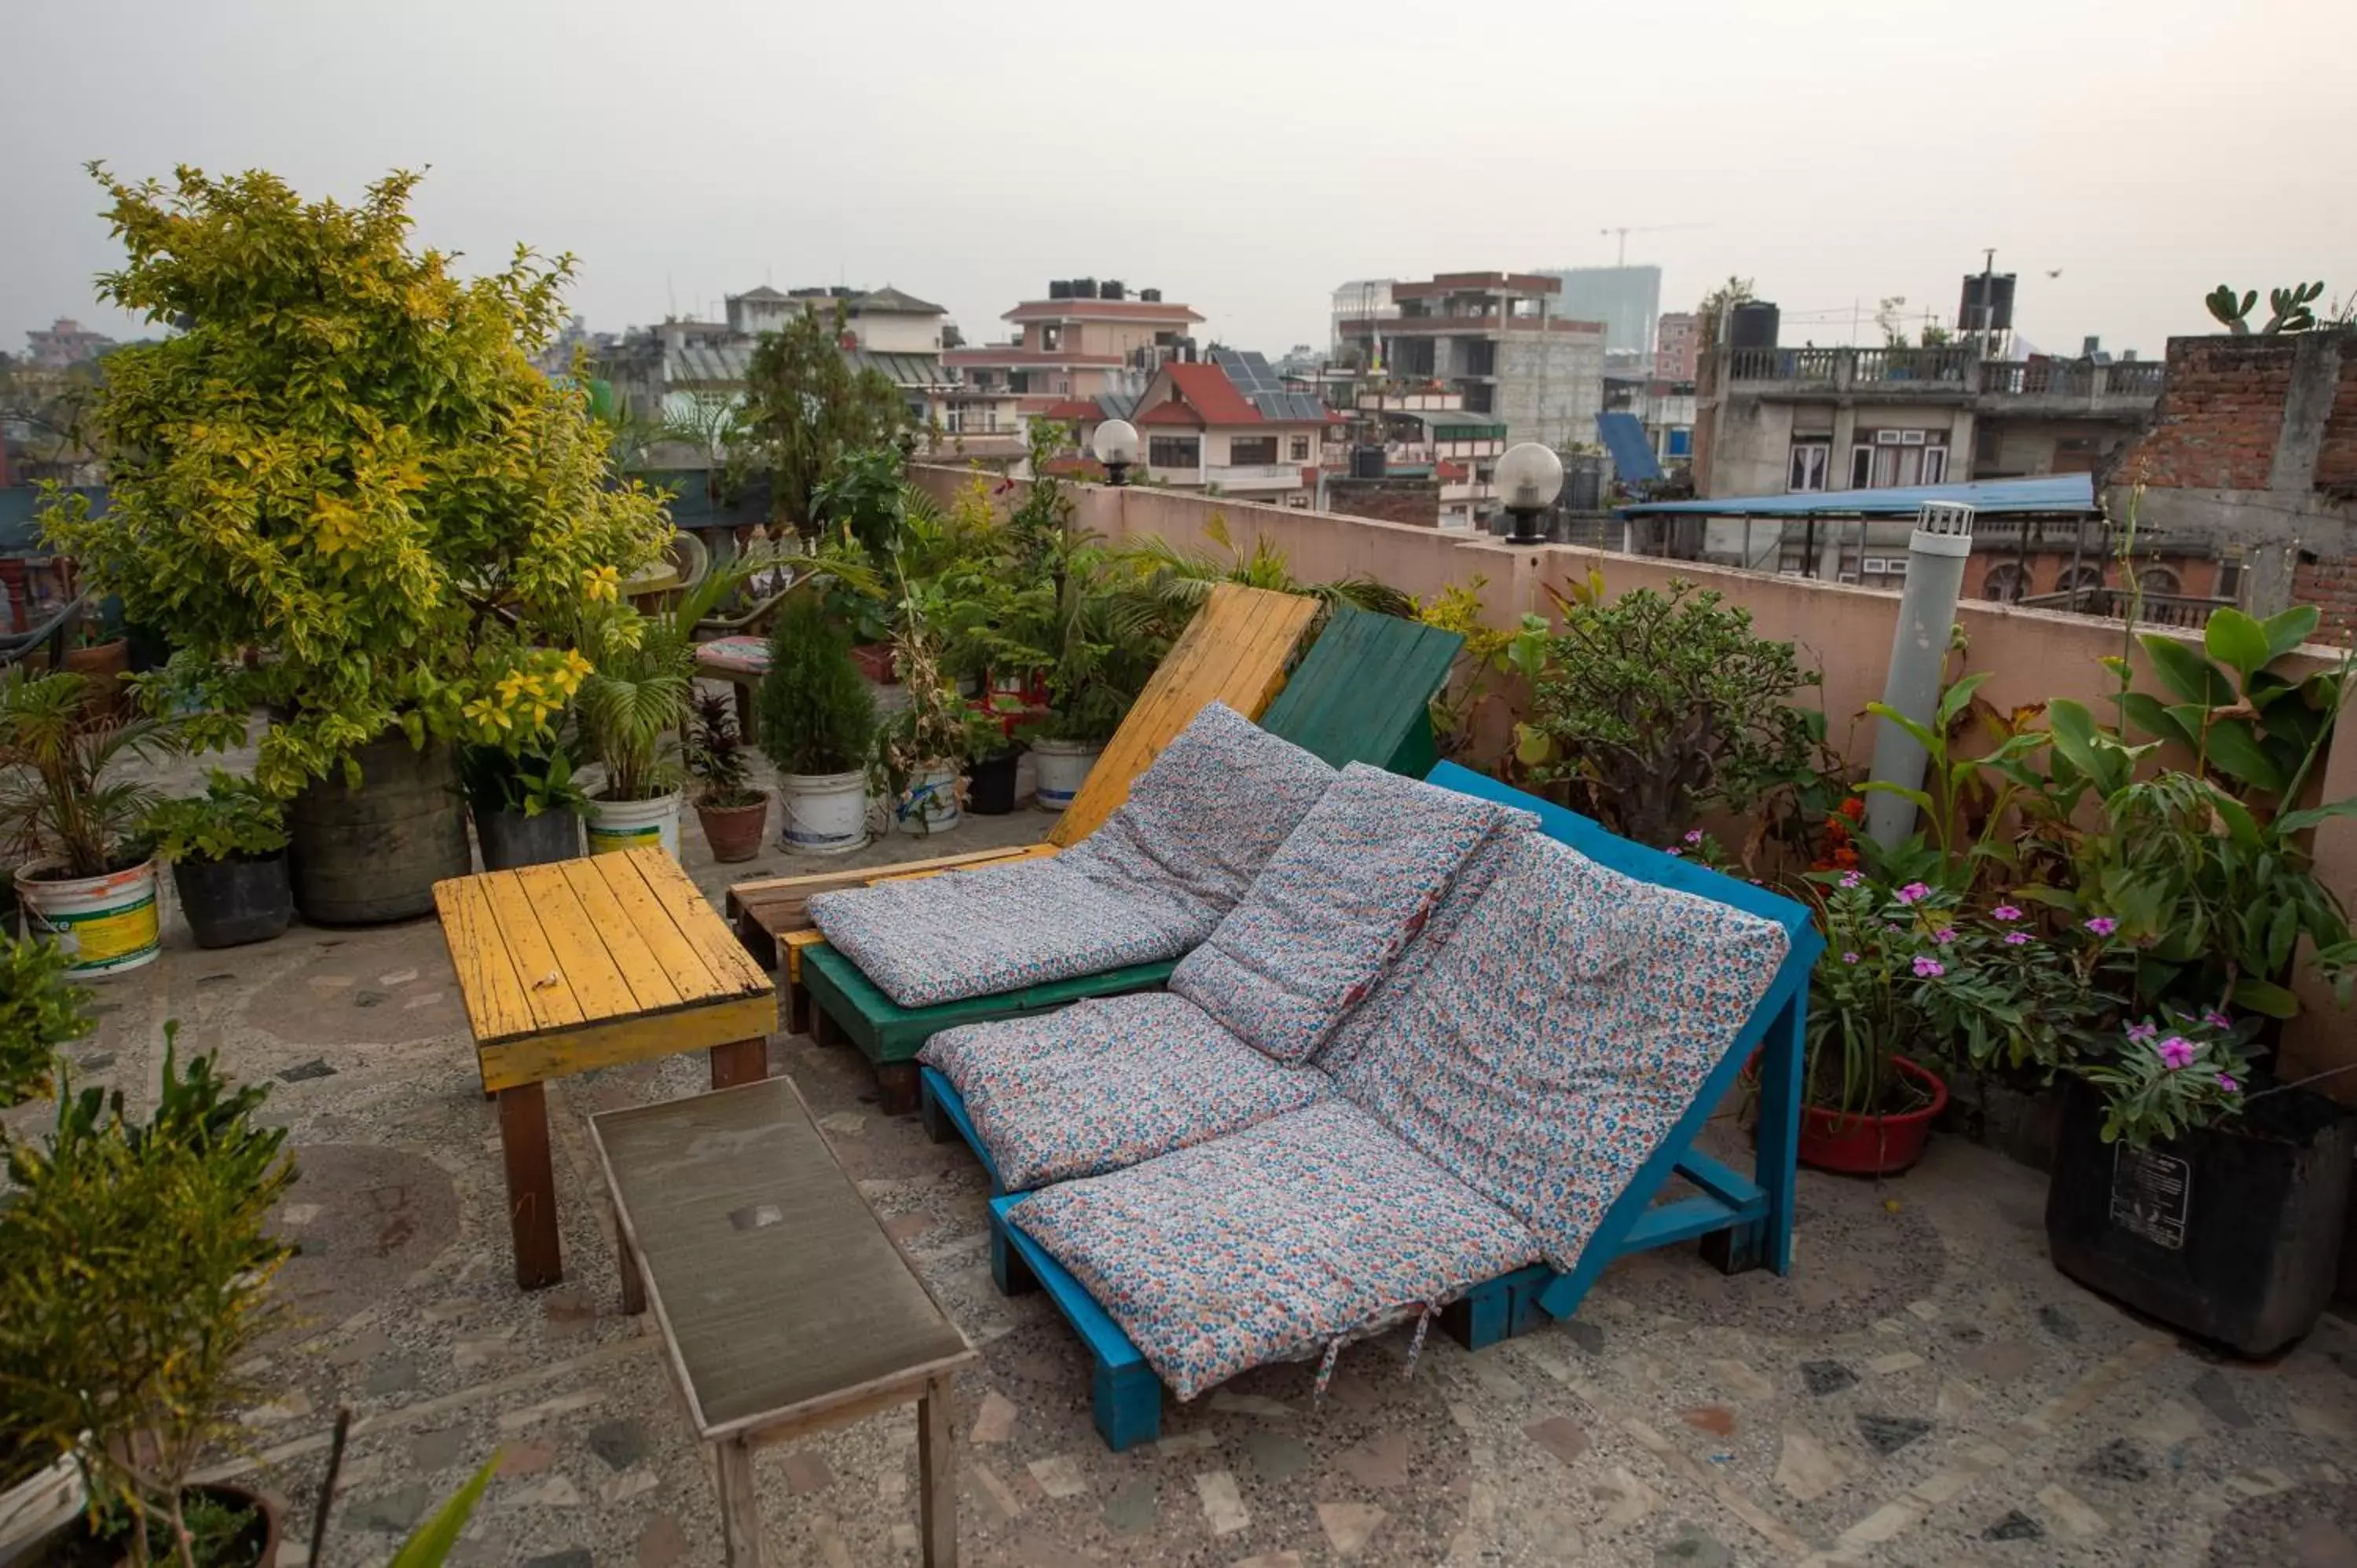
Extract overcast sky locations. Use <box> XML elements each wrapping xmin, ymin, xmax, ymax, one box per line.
<box><xmin>6</xmin><ymin>0</ymin><xmax>2352</xmax><ymax>361</ymax></box>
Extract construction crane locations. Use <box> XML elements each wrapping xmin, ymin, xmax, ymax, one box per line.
<box><xmin>1598</xmin><ymin>223</ymin><xmax>1708</xmax><ymax>266</ymax></box>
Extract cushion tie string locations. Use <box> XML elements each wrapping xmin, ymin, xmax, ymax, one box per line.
<box><xmin>1404</xmin><ymin>1303</ymin><xmax>1436</xmax><ymax>1380</ymax></box>
<box><xmin>1313</xmin><ymin>1339</ymin><xmax>1345</xmax><ymax>1407</ymax></box>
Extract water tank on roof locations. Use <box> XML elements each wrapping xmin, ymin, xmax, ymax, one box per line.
<box><xmin>1959</xmin><ymin>273</ymin><xmax>2016</xmax><ymax>333</ymax></box>
<box><xmin>1140</xmin><ymin>288</ymin><xmax>1162</xmax><ymax>302</ymax></box>
<box><xmin>1102</xmin><ymin>280</ymin><xmax>1125</xmax><ymax>300</ymax></box>
<box><xmin>1049</xmin><ymin>280</ymin><xmax>1073</xmax><ymax>300</ymax></box>
<box><xmin>1351</xmin><ymin>445</ymin><xmax>1387</xmax><ymax>479</ymax></box>
<box><xmin>1729</xmin><ymin>302</ymin><xmax>1780</xmax><ymax>350</ymax></box>
<box><xmin>1071</xmin><ymin>277</ymin><xmax>1098</xmax><ymax>299</ymax></box>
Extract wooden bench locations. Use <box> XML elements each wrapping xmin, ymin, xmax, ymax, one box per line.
<box><xmin>433</xmin><ymin>848</ymin><xmax>775</xmax><ymax>1290</ymax></box>
<box><xmin>1254</xmin><ymin>603</ymin><xmax>1461</xmax><ymax>777</ymax></box>
<box><xmin>591</xmin><ymin>1076</ymin><xmax>976</xmax><ymax>1565</ymax></box>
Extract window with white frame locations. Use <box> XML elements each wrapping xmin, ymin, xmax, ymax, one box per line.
<box><xmin>1788</xmin><ymin>442</ymin><xmax>1830</xmax><ymax>492</ymax></box>
<box><xmin>1853</xmin><ymin>430</ymin><xmax>1951</xmax><ymax>488</ymax></box>
<box><xmin>1289</xmin><ymin>436</ymin><xmax>1310</xmax><ymax>461</ymax></box>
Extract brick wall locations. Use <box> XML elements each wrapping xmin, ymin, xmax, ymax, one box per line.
<box><xmin>1326</xmin><ymin>478</ymin><xmax>1442</xmax><ymax>527</ymax></box>
<box><xmin>2317</xmin><ymin>350</ymin><xmax>2357</xmax><ymax>495</ymax></box>
<box><xmin>2115</xmin><ymin>336</ymin><xmax>2303</xmax><ymax>493</ymax></box>
<box><xmin>2295</xmin><ymin>555</ymin><xmax>2357</xmax><ymax>645</ymax></box>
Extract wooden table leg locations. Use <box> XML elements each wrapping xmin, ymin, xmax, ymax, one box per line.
<box><xmin>783</xmin><ymin>975</ymin><xmax>810</xmax><ymax>1037</ymax></box>
<box><xmin>497</xmin><ymin>1082</ymin><xmax>563</xmax><ymax>1291</ymax></box>
<box><xmin>918</xmin><ymin>1375</ymin><xmax>958</xmax><ymax>1567</ymax></box>
<box><xmin>717</xmin><ymin>1438</ymin><xmax>762</xmax><ymax>1566</ymax></box>
<box><xmin>710</xmin><ymin>1036</ymin><xmax>769</xmax><ymax>1090</ymax></box>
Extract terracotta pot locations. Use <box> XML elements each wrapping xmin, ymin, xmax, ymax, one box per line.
<box><xmin>1794</xmin><ymin>1056</ymin><xmax>1950</xmax><ymax>1176</ymax></box>
<box><xmin>850</xmin><ymin>643</ymin><xmax>899</xmax><ymax>684</ymax></box>
<box><xmin>60</xmin><ymin>636</ymin><xmax>129</xmax><ymax>716</ymax></box>
<box><xmin>696</xmin><ymin>796</ymin><xmax>769</xmax><ymax>863</ymax></box>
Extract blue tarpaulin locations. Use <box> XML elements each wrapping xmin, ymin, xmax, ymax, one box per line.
<box><xmin>1594</xmin><ymin>412</ymin><xmax>1661</xmax><ymax>483</ymax></box>
<box><xmin>1616</xmin><ymin>473</ymin><xmax>2096</xmax><ymax>518</ymax></box>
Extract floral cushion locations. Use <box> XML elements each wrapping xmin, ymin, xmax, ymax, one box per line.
<box><xmin>1332</xmin><ymin>832</ymin><xmax>1791</xmax><ymax>1271</ymax></box>
<box><xmin>808</xmin><ymin>703</ymin><xmax>1333</xmax><ymax>1009</ymax></box>
<box><xmin>921</xmin><ymin>994</ymin><xmax>1329</xmax><ymax>1190</ymax></box>
<box><xmin>694</xmin><ymin>636</ymin><xmax>771</xmax><ymax>676</ymax></box>
<box><xmin>1009</xmin><ymin>1100</ymin><xmax>1542</xmax><ymax>1401</ymax></box>
<box><xmin>1170</xmin><ymin>766</ymin><xmax>1534</xmax><ymax>1064</ymax></box>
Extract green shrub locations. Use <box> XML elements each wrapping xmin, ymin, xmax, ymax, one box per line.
<box><xmin>142</xmin><ymin>771</ymin><xmax>289</xmax><ymax>865</ymax></box>
<box><xmin>0</xmin><ymin>932</ymin><xmax>89</xmax><ymax>1110</ymax></box>
<box><xmin>759</xmin><ymin>594</ymin><xmax>875</xmax><ymax>776</ymax></box>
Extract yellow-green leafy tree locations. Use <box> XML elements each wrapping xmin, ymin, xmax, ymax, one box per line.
<box><xmin>42</xmin><ymin>164</ymin><xmax>671</xmax><ymax>795</ymax></box>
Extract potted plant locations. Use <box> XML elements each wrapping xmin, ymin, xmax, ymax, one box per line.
<box><xmin>459</xmin><ymin>744</ymin><xmax>587</xmax><ymax>871</ymax></box>
<box><xmin>1020</xmin><ymin>533</ymin><xmax>1155</xmax><ymax>814</ymax></box>
<box><xmin>757</xmin><ymin>592</ymin><xmax>876</xmax><ymax>855</ymax></box>
<box><xmin>0</xmin><ymin>1035</ymin><xmax>295</xmax><ymax>1566</ymax></box>
<box><xmin>0</xmin><ymin>933</ymin><xmax>92</xmax><ymax>1560</ymax></box>
<box><xmin>2029</xmin><ymin>610</ymin><xmax>2357</xmax><ymax>1355</ymax></box>
<box><xmin>40</xmin><ymin>165</ymin><xmax>671</xmax><ymax>923</ymax></box>
<box><xmin>0</xmin><ymin>668</ymin><xmax>174</xmax><ymax>976</ymax></box>
<box><xmin>577</xmin><ymin>603</ymin><xmax>691</xmax><ymax>858</ymax></box>
<box><xmin>142</xmin><ymin>771</ymin><xmax>293</xmax><ymax>950</ymax></box>
<box><xmin>59</xmin><ymin>614</ymin><xmax>130</xmax><ymax>720</ymax></box>
<box><xmin>687</xmin><ymin>691</ymin><xmax>768</xmax><ymax>863</ymax></box>
<box><xmin>874</xmin><ymin>603</ymin><xmax>995</xmax><ymax>838</ymax></box>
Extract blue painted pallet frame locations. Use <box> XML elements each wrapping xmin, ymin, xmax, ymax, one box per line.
<box><xmin>983</xmin><ymin>762</ymin><xmax>1824</xmax><ymax>1449</ymax></box>
<box><xmin>918</xmin><ymin>1067</ymin><xmax>1008</xmax><ymax>1196</ymax></box>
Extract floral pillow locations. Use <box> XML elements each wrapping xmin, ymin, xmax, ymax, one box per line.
<box><xmin>1170</xmin><ymin>764</ymin><xmax>1532</xmax><ymax>1064</ymax></box>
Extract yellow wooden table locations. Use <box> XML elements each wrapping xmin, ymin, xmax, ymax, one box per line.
<box><xmin>434</xmin><ymin>848</ymin><xmax>776</xmax><ymax>1290</ymax></box>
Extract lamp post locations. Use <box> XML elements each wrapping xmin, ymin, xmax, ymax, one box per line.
<box><xmin>1497</xmin><ymin>441</ymin><xmax>1564</xmax><ymax>545</ymax></box>
<box><xmin>1092</xmin><ymin>419</ymin><xmax>1138</xmax><ymax>488</ymax></box>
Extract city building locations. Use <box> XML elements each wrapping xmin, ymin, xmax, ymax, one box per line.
<box><xmin>1534</xmin><ymin>266</ymin><xmax>1662</xmax><ymax>358</ymax></box>
<box><xmin>1113</xmin><ymin>350</ymin><xmax>1329</xmax><ymax>508</ymax></box>
<box><xmin>944</xmin><ymin>280</ymin><xmax>1202</xmax><ymax>413</ymax></box>
<box><xmin>1601</xmin><ymin>368</ymin><xmax>1695</xmax><ymax>478</ymax></box>
<box><xmin>1688</xmin><ymin>307</ymin><xmax>2165</xmax><ymax>502</ymax></box>
<box><xmin>24</xmin><ymin>319</ymin><xmax>115</xmax><ymax>369</ymax></box>
<box><xmin>1335</xmin><ymin>272</ymin><xmax>1606</xmax><ymax>451</ymax></box>
<box><xmin>1329</xmin><ymin>280</ymin><xmax>1396</xmax><ymax>360</ymax></box>
<box><xmin>1655</xmin><ymin>312</ymin><xmax>1700</xmax><ymax>381</ymax></box>
<box><xmin>1327</xmin><ymin>385</ymin><xmax>1508</xmax><ymax>529</ymax></box>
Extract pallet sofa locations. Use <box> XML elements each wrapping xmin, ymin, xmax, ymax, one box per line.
<box><xmin>910</xmin><ymin>760</ymin><xmax>1820</xmax><ymax>1449</ymax></box>
<box><xmin>740</xmin><ymin>596</ymin><xmax>1464</xmax><ymax>1112</ymax></box>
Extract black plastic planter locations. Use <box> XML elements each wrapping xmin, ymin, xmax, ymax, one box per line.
<box><xmin>475</xmin><ymin>806</ymin><xmax>581</xmax><ymax>870</ymax></box>
<box><xmin>172</xmin><ymin>853</ymin><xmax>294</xmax><ymax>950</ymax></box>
<box><xmin>2046</xmin><ymin>1076</ymin><xmax>2357</xmax><ymax>1357</ymax></box>
<box><xmin>966</xmin><ymin>753</ymin><xmax>1020</xmax><ymax>815</ymax></box>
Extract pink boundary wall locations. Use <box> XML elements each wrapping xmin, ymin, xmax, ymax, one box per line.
<box><xmin>911</xmin><ymin>465</ymin><xmax>2357</xmax><ymax>1085</ymax></box>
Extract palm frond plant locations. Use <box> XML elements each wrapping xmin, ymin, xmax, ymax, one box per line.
<box><xmin>0</xmin><ymin>668</ymin><xmax>177</xmax><ymax>881</ymax></box>
<box><xmin>1110</xmin><ymin>511</ymin><xmax>1415</xmax><ymax>631</ymax></box>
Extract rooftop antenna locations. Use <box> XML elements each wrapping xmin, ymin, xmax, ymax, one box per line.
<box><xmin>665</xmin><ymin>273</ymin><xmax>676</xmax><ymax>319</ymax></box>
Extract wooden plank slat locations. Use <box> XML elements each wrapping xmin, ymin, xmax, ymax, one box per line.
<box><xmin>479</xmin><ymin>992</ymin><xmax>779</xmax><ymax>1092</ymax></box>
<box><xmin>432</xmin><ymin>877</ymin><xmax>537</xmax><ymax>1043</ymax></box>
<box><xmin>610</xmin><ymin>848</ymin><xmax>773</xmax><ymax>999</ymax></box>
<box><xmin>477</xmin><ymin>870</ymin><xmax>588</xmax><ymax>1036</ymax></box>
<box><xmin>514</xmin><ymin>865</ymin><xmax>644</xmax><ymax>1025</ymax></box>
<box><xmin>568</xmin><ymin>855</ymin><xmax>712</xmax><ymax>1005</ymax></box>
<box><xmin>552</xmin><ymin>857</ymin><xmax>687</xmax><ymax>1013</ymax></box>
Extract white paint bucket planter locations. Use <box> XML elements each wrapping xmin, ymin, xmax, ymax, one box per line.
<box><xmin>584</xmin><ymin>790</ymin><xmax>682</xmax><ymax>859</ymax></box>
<box><xmin>16</xmin><ymin>859</ymin><xmax>161</xmax><ymax>976</ymax></box>
<box><xmin>778</xmin><ymin>771</ymin><xmax>869</xmax><ymax>855</ymax></box>
<box><xmin>896</xmin><ymin>763</ymin><xmax>962</xmax><ymax>836</ymax></box>
<box><xmin>1031</xmin><ymin>741</ymin><xmax>1102</xmax><ymax>814</ymax></box>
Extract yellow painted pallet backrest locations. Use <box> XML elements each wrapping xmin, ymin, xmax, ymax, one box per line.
<box><xmin>1045</xmin><ymin>581</ymin><xmax>1321</xmax><ymax>848</ymax></box>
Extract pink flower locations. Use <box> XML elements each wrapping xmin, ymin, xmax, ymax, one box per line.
<box><xmin>1897</xmin><ymin>882</ymin><xmax>1932</xmax><ymax>904</ymax></box>
<box><xmin>2003</xmin><ymin>931</ymin><xmax>2033</xmax><ymax>946</ymax></box>
<box><xmin>1666</xmin><ymin>847</ymin><xmax>1683</xmax><ymax>857</ymax></box>
<box><xmin>1912</xmin><ymin>956</ymin><xmax>1945</xmax><ymax>978</ymax></box>
<box><xmin>1684</xmin><ymin>829</ymin><xmax>1704</xmax><ymax>845</ymax></box>
<box><xmin>2216</xmin><ymin>1073</ymin><xmax>2241</xmax><ymax>1093</ymax></box>
<box><xmin>1842</xmin><ymin>951</ymin><xmax>1860</xmax><ymax>965</ymax></box>
<box><xmin>1992</xmin><ymin>904</ymin><xmax>2022</xmax><ymax>921</ymax></box>
<box><xmin>2126</xmin><ymin>1022</ymin><xmax>2158</xmax><ymax>1042</ymax></box>
<box><xmin>2201</xmin><ymin>1009</ymin><xmax>2232</xmax><ymax>1031</ymax></box>
<box><xmin>2157</xmin><ymin>1035</ymin><xmax>2196</xmax><ymax>1070</ymax></box>
<box><xmin>1934</xmin><ymin>927</ymin><xmax>1958</xmax><ymax>944</ymax></box>
<box><xmin>2085</xmin><ymin>916</ymin><xmax>2118</xmax><ymax>936</ymax></box>
<box><xmin>1839</xmin><ymin>870</ymin><xmax>1864</xmax><ymax>889</ymax></box>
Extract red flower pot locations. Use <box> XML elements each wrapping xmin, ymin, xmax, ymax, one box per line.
<box><xmin>1794</xmin><ymin>1056</ymin><xmax>1950</xmax><ymax>1176</ymax></box>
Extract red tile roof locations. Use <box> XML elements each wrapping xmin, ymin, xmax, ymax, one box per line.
<box><xmin>1041</xmin><ymin>399</ymin><xmax>1102</xmax><ymax>419</ymax></box>
<box><xmin>1135</xmin><ymin>400</ymin><xmax>1205</xmax><ymax>428</ymax></box>
<box><xmin>1162</xmin><ymin>361</ymin><xmax>1263</xmax><ymax>425</ymax></box>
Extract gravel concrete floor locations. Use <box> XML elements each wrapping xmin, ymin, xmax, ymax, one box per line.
<box><xmin>14</xmin><ymin>736</ymin><xmax>2357</xmax><ymax>1568</ymax></box>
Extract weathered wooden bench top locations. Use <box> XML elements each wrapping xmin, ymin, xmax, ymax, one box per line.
<box><xmin>591</xmin><ymin>1077</ymin><xmax>976</xmax><ymax>1562</ymax></box>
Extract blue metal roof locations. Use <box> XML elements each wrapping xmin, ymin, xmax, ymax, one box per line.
<box><xmin>1617</xmin><ymin>473</ymin><xmax>2095</xmax><ymax>518</ymax></box>
<box><xmin>1595</xmin><ymin>412</ymin><xmax>1661</xmax><ymax>482</ymax></box>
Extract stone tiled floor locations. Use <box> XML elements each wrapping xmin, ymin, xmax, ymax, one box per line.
<box><xmin>19</xmin><ymin>782</ymin><xmax>2357</xmax><ymax>1567</ymax></box>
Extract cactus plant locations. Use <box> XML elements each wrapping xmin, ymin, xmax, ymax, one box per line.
<box><xmin>2206</xmin><ymin>281</ymin><xmax>2327</xmax><ymax>335</ymax></box>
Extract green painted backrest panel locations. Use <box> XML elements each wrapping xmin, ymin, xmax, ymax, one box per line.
<box><xmin>1259</xmin><ymin>606</ymin><xmax>1464</xmax><ymax>772</ymax></box>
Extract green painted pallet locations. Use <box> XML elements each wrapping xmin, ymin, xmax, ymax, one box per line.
<box><xmin>1256</xmin><ymin>604</ymin><xmax>1462</xmax><ymax>778</ymax></box>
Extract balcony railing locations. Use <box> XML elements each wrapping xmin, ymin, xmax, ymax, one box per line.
<box><xmin>1204</xmin><ymin>463</ymin><xmax>1303</xmax><ymax>488</ymax></box>
<box><xmin>1726</xmin><ymin>346</ymin><xmax>2165</xmax><ymax>403</ymax></box>
<box><xmin>2018</xmin><ymin>585</ymin><xmax>2232</xmax><ymax>629</ymax></box>
<box><xmin>1727</xmin><ymin>346</ymin><xmax>1975</xmax><ymax>387</ymax></box>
